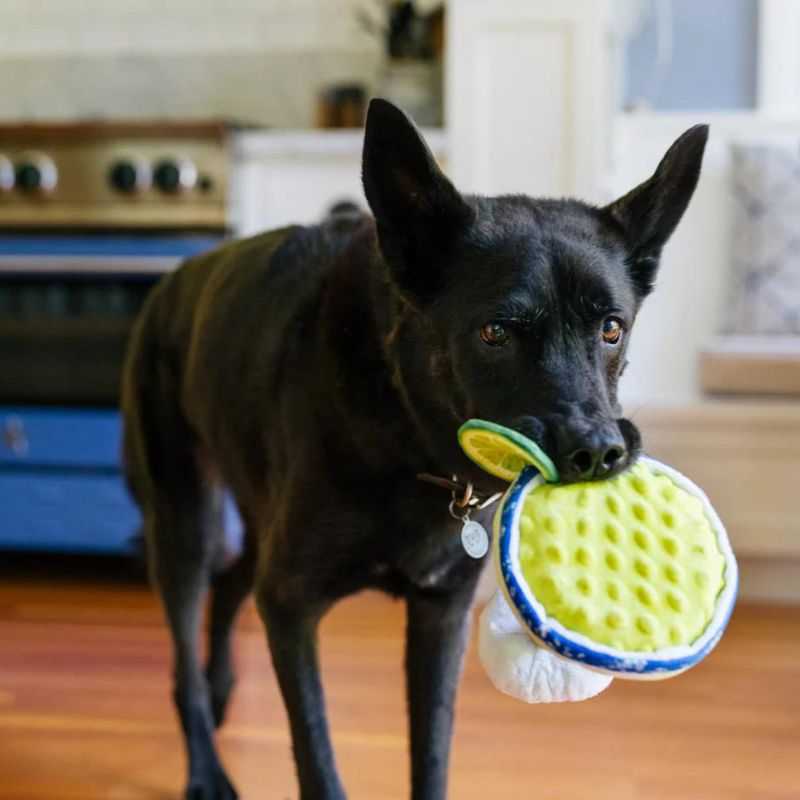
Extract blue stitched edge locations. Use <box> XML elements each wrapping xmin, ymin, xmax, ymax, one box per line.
<box><xmin>497</xmin><ymin>466</ymin><xmax>738</xmax><ymax>675</ymax></box>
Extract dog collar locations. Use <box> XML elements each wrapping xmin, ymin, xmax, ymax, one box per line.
<box><xmin>416</xmin><ymin>472</ymin><xmax>502</xmax><ymax>559</ymax></box>
<box><xmin>416</xmin><ymin>472</ymin><xmax>503</xmax><ymax>514</ymax></box>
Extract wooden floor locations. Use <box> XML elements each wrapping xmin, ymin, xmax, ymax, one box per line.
<box><xmin>1</xmin><ymin>555</ymin><xmax>799</xmax><ymax>800</ymax></box>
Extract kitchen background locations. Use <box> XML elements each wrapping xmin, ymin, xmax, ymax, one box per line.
<box><xmin>2</xmin><ymin>0</ymin><xmax>797</xmax><ymax>595</ymax></box>
<box><xmin>0</xmin><ymin>0</ymin><xmax>382</xmax><ymax>126</ymax></box>
<box><xmin>1</xmin><ymin>2</ymin><xmax>798</xmax><ymax>799</ymax></box>
<box><xmin>0</xmin><ymin>0</ymin><xmax>759</xmax><ymax>123</ymax></box>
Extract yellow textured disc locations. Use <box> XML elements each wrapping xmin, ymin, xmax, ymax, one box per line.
<box><xmin>517</xmin><ymin>462</ymin><xmax>726</xmax><ymax>652</ymax></box>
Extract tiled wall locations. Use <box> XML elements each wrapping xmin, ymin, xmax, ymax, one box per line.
<box><xmin>0</xmin><ymin>0</ymin><xmax>383</xmax><ymax>127</ymax></box>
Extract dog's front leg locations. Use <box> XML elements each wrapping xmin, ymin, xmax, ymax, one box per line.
<box><xmin>258</xmin><ymin>591</ymin><xmax>346</xmax><ymax>800</ymax></box>
<box><xmin>405</xmin><ymin>577</ymin><xmax>480</xmax><ymax>800</ymax></box>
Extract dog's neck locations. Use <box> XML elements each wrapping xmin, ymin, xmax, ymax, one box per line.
<box><xmin>315</xmin><ymin>220</ymin><xmax>470</xmax><ymax>481</ymax></box>
<box><xmin>378</xmin><ymin>283</ymin><xmax>468</xmax><ymax>452</ymax></box>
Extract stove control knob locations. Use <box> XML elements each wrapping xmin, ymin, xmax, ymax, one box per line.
<box><xmin>153</xmin><ymin>158</ymin><xmax>197</xmax><ymax>194</ymax></box>
<box><xmin>0</xmin><ymin>156</ymin><xmax>14</xmax><ymax>191</ymax></box>
<box><xmin>15</xmin><ymin>153</ymin><xmax>57</xmax><ymax>194</ymax></box>
<box><xmin>109</xmin><ymin>158</ymin><xmax>151</xmax><ymax>193</ymax></box>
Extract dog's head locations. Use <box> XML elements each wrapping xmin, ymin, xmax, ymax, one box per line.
<box><xmin>362</xmin><ymin>99</ymin><xmax>707</xmax><ymax>483</ymax></box>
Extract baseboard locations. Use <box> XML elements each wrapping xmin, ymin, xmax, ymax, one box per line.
<box><xmin>737</xmin><ymin>556</ymin><xmax>800</xmax><ymax>604</ymax></box>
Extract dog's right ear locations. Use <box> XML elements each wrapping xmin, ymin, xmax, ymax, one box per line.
<box><xmin>362</xmin><ymin>98</ymin><xmax>474</xmax><ymax>299</ymax></box>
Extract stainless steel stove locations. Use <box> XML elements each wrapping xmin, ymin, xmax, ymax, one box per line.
<box><xmin>0</xmin><ymin>121</ymin><xmax>232</xmax><ymax>231</ymax></box>
<box><xmin>0</xmin><ymin>121</ymin><xmax>235</xmax><ymax>554</ymax></box>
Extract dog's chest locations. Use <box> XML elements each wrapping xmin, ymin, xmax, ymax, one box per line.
<box><xmin>377</xmin><ymin>500</ymin><xmax>492</xmax><ymax>592</ymax></box>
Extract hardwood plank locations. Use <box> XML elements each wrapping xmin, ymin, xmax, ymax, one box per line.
<box><xmin>0</xmin><ymin>556</ymin><xmax>798</xmax><ymax>799</ymax></box>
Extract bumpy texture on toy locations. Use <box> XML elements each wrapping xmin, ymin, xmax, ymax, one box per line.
<box><xmin>459</xmin><ymin>420</ymin><xmax>738</xmax><ymax>704</ymax></box>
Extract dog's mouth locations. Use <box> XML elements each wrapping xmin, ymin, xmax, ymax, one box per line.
<box><xmin>510</xmin><ymin>414</ymin><xmax>642</xmax><ymax>484</ymax></box>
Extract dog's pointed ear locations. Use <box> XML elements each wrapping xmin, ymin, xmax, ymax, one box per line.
<box><xmin>603</xmin><ymin>124</ymin><xmax>708</xmax><ymax>295</ymax></box>
<box><xmin>362</xmin><ymin>98</ymin><xmax>474</xmax><ymax>298</ymax></box>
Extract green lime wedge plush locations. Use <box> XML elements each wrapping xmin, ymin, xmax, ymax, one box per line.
<box><xmin>458</xmin><ymin>419</ymin><xmax>559</xmax><ymax>483</ymax></box>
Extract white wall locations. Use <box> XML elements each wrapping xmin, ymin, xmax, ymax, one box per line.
<box><xmin>0</xmin><ymin>0</ymin><xmax>371</xmax><ymax>54</ymax></box>
<box><xmin>0</xmin><ymin>0</ymin><xmax>381</xmax><ymax>126</ymax></box>
<box><xmin>608</xmin><ymin>111</ymin><xmax>800</xmax><ymax>408</ymax></box>
<box><xmin>757</xmin><ymin>0</ymin><xmax>800</xmax><ymax>115</ymax></box>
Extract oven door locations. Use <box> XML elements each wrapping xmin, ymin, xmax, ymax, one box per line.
<box><xmin>0</xmin><ymin>233</ymin><xmax>223</xmax><ymax>405</ymax></box>
<box><xmin>0</xmin><ymin>232</ymin><xmax>224</xmax><ymax>553</ymax></box>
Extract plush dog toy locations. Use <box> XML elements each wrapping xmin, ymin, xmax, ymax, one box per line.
<box><xmin>458</xmin><ymin>420</ymin><xmax>738</xmax><ymax>703</ymax></box>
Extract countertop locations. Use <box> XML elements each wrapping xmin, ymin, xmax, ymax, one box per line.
<box><xmin>233</xmin><ymin>127</ymin><xmax>447</xmax><ymax>159</ymax></box>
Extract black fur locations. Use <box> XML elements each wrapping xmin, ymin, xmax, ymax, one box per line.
<box><xmin>121</xmin><ymin>99</ymin><xmax>707</xmax><ymax>800</ymax></box>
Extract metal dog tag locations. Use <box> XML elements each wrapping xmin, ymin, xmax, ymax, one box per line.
<box><xmin>461</xmin><ymin>520</ymin><xmax>489</xmax><ymax>559</ymax></box>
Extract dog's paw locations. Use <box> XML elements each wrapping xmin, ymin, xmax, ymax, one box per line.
<box><xmin>185</xmin><ymin>769</ymin><xmax>238</xmax><ymax>800</ymax></box>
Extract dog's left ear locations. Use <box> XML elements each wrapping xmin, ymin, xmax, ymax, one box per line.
<box><xmin>362</xmin><ymin>98</ymin><xmax>474</xmax><ymax>299</ymax></box>
<box><xmin>603</xmin><ymin>124</ymin><xmax>709</xmax><ymax>295</ymax></box>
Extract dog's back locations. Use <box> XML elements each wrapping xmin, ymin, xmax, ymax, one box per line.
<box><xmin>122</xmin><ymin>210</ymin><xmax>368</xmax><ymax>514</ymax></box>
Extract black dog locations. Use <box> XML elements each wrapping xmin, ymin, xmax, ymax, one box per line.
<box><xmin>121</xmin><ymin>99</ymin><xmax>707</xmax><ymax>799</ymax></box>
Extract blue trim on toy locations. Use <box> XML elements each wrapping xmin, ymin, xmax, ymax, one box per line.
<box><xmin>497</xmin><ymin>466</ymin><xmax>738</xmax><ymax>676</ymax></box>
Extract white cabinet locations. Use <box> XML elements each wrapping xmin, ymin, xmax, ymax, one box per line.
<box><xmin>231</xmin><ymin>129</ymin><xmax>447</xmax><ymax>235</ymax></box>
<box><xmin>446</xmin><ymin>0</ymin><xmax>613</xmax><ymax>200</ymax></box>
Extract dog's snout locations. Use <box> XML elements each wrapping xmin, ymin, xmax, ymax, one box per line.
<box><xmin>511</xmin><ymin>413</ymin><xmax>636</xmax><ymax>483</ymax></box>
<box><xmin>556</xmin><ymin>422</ymin><xmax>629</xmax><ymax>483</ymax></box>
<box><xmin>566</xmin><ymin>439</ymin><xmax>626</xmax><ymax>481</ymax></box>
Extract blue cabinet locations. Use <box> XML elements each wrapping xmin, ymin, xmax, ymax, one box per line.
<box><xmin>0</xmin><ymin>231</ymin><xmax>225</xmax><ymax>555</ymax></box>
<box><xmin>0</xmin><ymin>471</ymin><xmax>140</xmax><ymax>553</ymax></box>
<box><xmin>0</xmin><ymin>406</ymin><xmax>140</xmax><ymax>553</ymax></box>
<box><xmin>0</xmin><ymin>406</ymin><xmax>123</xmax><ymax>467</ymax></box>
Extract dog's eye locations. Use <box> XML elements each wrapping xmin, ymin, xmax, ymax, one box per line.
<box><xmin>480</xmin><ymin>322</ymin><xmax>510</xmax><ymax>347</ymax></box>
<box><xmin>601</xmin><ymin>317</ymin><xmax>624</xmax><ymax>345</ymax></box>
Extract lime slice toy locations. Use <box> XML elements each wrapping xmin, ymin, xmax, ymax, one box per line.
<box><xmin>458</xmin><ymin>419</ymin><xmax>559</xmax><ymax>483</ymax></box>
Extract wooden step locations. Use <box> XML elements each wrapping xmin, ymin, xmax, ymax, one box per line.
<box><xmin>700</xmin><ymin>335</ymin><xmax>800</xmax><ymax>396</ymax></box>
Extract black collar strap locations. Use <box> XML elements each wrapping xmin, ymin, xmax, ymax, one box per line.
<box><xmin>416</xmin><ymin>472</ymin><xmax>503</xmax><ymax>512</ymax></box>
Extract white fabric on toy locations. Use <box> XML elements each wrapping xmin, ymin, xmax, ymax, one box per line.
<box><xmin>478</xmin><ymin>590</ymin><xmax>613</xmax><ymax>703</ymax></box>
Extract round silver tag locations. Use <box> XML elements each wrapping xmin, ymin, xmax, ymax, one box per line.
<box><xmin>461</xmin><ymin>520</ymin><xmax>489</xmax><ymax>559</ymax></box>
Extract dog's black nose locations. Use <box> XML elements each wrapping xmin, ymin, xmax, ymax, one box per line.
<box><xmin>567</xmin><ymin>442</ymin><xmax>626</xmax><ymax>480</ymax></box>
<box><xmin>556</xmin><ymin>424</ymin><xmax>629</xmax><ymax>482</ymax></box>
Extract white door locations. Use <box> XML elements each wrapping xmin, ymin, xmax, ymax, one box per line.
<box><xmin>446</xmin><ymin>0</ymin><xmax>613</xmax><ymax>201</ymax></box>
